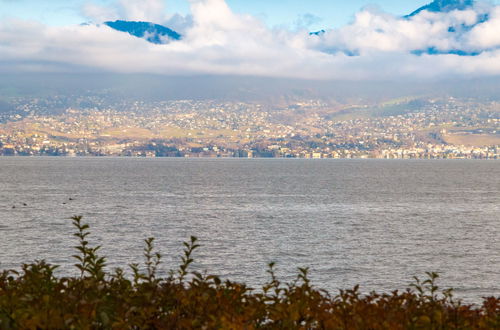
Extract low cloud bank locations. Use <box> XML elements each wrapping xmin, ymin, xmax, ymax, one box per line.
<box><xmin>2</xmin><ymin>0</ymin><xmax>500</xmax><ymax>80</ymax></box>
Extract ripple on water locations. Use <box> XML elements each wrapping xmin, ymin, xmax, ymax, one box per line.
<box><xmin>0</xmin><ymin>158</ymin><xmax>499</xmax><ymax>304</ymax></box>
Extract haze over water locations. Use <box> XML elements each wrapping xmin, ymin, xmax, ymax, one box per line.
<box><xmin>0</xmin><ymin>158</ymin><xmax>498</xmax><ymax>303</ymax></box>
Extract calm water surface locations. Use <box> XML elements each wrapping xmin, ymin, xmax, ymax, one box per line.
<box><xmin>0</xmin><ymin>158</ymin><xmax>498</xmax><ymax>303</ymax></box>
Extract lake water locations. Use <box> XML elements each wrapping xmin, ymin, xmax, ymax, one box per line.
<box><xmin>0</xmin><ymin>158</ymin><xmax>498</xmax><ymax>303</ymax></box>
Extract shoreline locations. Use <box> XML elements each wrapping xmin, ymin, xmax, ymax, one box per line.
<box><xmin>0</xmin><ymin>155</ymin><xmax>499</xmax><ymax>160</ymax></box>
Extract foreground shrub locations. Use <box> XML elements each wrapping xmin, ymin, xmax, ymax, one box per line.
<box><xmin>0</xmin><ymin>216</ymin><xmax>498</xmax><ymax>329</ymax></box>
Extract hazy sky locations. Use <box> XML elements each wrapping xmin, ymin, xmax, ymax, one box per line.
<box><xmin>2</xmin><ymin>0</ymin><xmax>500</xmax><ymax>81</ymax></box>
<box><xmin>0</xmin><ymin>0</ymin><xmax>482</xmax><ymax>28</ymax></box>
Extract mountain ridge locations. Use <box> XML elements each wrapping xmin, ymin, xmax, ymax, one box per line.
<box><xmin>104</xmin><ymin>20</ymin><xmax>181</xmax><ymax>44</ymax></box>
<box><xmin>407</xmin><ymin>0</ymin><xmax>475</xmax><ymax>17</ymax></box>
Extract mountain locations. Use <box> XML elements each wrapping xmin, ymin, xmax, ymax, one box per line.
<box><xmin>309</xmin><ymin>30</ymin><xmax>326</xmax><ymax>36</ymax></box>
<box><xmin>104</xmin><ymin>20</ymin><xmax>181</xmax><ymax>44</ymax></box>
<box><xmin>406</xmin><ymin>0</ymin><xmax>486</xmax><ymax>56</ymax></box>
<box><xmin>407</xmin><ymin>0</ymin><xmax>474</xmax><ymax>17</ymax></box>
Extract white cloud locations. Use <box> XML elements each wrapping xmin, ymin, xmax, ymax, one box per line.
<box><xmin>465</xmin><ymin>7</ymin><xmax>500</xmax><ymax>49</ymax></box>
<box><xmin>2</xmin><ymin>0</ymin><xmax>500</xmax><ymax>80</ymax></box>
<box><xmin>118</xmin><ymin>0</ymin><xmax>168</xmax><ymax>23</ymax></box>
<box><xmin>308</xmin><ymin>5</ymin><xmax>493</xmax><ymax>55</ymax></box>
<box><xmin>163</xmin><ymin>13</ymin><xmax>193</xmax><ymax>34</ymax></box>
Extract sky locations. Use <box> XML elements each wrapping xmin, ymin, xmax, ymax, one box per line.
<box><xmin>2</xmin><ymin>0</ymin><xmax>439</xmax><ymax>29</ymax></box>
<box><xmin>2</xmin><ymin>0</ymin><xmax>500</xmax><ymax>81</ymax></box>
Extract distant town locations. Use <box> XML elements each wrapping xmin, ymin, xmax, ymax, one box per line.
<box><xmin>0</xmin><ymin>96</ymin><xmax>499</xmax><ymax>159</ymax></box>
